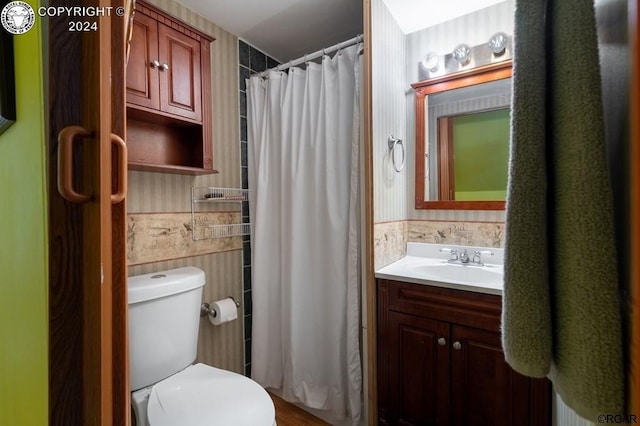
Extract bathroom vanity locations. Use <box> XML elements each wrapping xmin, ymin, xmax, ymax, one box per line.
<box><xmin>375</xmin><ymin>244</ymin><xmax>550</xmax><ymax>425</ymax></box>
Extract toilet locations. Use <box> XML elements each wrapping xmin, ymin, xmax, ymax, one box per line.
<box><xmin>128</xmin><ymin>267</ymin><xmax>275</xmax><ymax>426</ymax></box>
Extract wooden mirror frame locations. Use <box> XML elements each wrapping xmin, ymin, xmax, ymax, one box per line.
<box><xmin>412</xmin><ymin>60</ymin><xmax>512</xmax><ymax>210</ymax></box>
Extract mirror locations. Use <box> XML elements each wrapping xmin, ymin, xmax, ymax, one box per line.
<box><xmin>413</xmin><ymin>61</ymin><xmax>512</xmax><ymax>210</ymax></box>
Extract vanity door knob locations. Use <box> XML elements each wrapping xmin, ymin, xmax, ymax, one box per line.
<box><xmin>452</xmin><ymin>341</ymin><xmax>462</xmax><ymax>350</ymax></box>
<box><xmin>160</xmin><ymin>63</ymin><xmax>169</xmax><ymax>71</ymax></box>
<box><xmin>150</xmin><ymin>59</ymin><xmax>160</xmax><ymax>68</ymax></box>
<box><xmin>438</xmin><ymin>337</ymin><xmax>446</xmax><ymax>346</ymax></box>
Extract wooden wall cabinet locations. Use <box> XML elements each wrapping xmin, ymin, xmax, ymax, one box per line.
<box><xmin>377</xmin><ymin>279</ymin><xmax>550</xmax><ymax>426</ymax></box>
<box><xmin>126</xmin><ymin>0</ymin><xmax>215</xmax><ymax>174</ymax></box>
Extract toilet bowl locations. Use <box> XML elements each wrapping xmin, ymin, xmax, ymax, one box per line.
<box><xmin>128</xmin><ymin>267</ymin><xmax>275</xmax><ymax>426</ymax></box>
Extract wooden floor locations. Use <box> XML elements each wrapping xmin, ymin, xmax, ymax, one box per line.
<box><xmin>270</xmin><ymin>393</ymin><xmax>331</xmax><ymax>426</ymax></box>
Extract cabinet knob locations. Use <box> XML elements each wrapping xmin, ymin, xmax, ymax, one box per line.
<box><xmin>438</xmin><ymin>337</ymin><xmax>446</xmax><ymax>346</ymax></box>
<box><xmin>160</xmin><ymin>63</ymin><xmax>170</xmax><ymax>71</ymax></box>
<box><xmin>453</xmin><ymin>341</ymin><xmax>462</xmax><ymax>350</ymax></box>
<box><xmin>150</xmin><ymin>59</ymin><xmax>160</xmax><ymax>68</ymax></box>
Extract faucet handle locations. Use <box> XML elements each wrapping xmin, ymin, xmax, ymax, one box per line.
<box><xmin>439</xmin><ymin>247</ymin><xmax>458</xmax><ymax>260</ymax></box>
<box><xmin>472</xmin><ymin>250</ymin><xmax>494</xmax><ymax>265</ymax></box>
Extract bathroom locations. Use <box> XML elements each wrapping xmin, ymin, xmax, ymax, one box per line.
<box><xmin>0</xmin><ymin>0</ymin><xmax>637</xmax><ymax>425</ymax></box>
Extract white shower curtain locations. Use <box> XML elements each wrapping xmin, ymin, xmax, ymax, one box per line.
<box><xmin>247</xmin><ymin>43</ymin><xmax>362</xmax><ymax>425</ymax></box>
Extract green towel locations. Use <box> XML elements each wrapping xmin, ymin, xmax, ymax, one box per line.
<box><xmin>502</xmin><ymin>0</ymin><xmax>624</xmax><ymax>420</ymax></box>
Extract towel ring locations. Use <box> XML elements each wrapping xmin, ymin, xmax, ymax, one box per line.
<box><xmin>388</xmin><ymin>135</ymin><xmax>405</xmax><ymax>173</ymax></box>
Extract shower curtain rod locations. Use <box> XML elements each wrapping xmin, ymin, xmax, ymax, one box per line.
<box><xmin>256</xmin><ymin>34</ymin><xmax>363</xmax><ymax>77</ymax></box>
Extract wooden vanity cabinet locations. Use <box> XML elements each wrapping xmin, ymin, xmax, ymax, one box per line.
<box><xmin>377</xmin><ymin>279</ymin><xmax>550</xmax><ymax>426</ymax></box>
<box><xmin>125</xmin><ymin>0</ymin><xmax>215</xmax><ymax>174</ymax></box>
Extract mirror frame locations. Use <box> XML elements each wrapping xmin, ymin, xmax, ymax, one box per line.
<box><xmin>412</xmin><ymin>60</ymin><xmax>512</xmax><ymax>210</ymax></box>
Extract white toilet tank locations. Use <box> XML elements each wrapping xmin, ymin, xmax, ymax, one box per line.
<box><xmin>128</xmin><ymin>267</ymin><xmax>206</xmax><ymax>391</ymax></box>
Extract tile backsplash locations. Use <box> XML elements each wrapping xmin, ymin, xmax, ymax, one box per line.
<box><xmin>374</xmin><ymin>219</ymin><xmax>504</xmax><ymax>270</ymax></box>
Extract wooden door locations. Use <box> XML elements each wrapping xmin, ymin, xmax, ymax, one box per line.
<box><xmin>158</xmin><ymin>23</ymin><xmax>202</xmax><ymax>121</ymax></box>
<box><xmin>630</xmin><ymin>0</ymin><xmax>640</xmax><ymax>413</ymax></box>
<box><xmin>449</xmin><ymin>325</ymin><xmax>530</xmax><ymax>426</ymax></box>
<box><xmin>47</xmin><ymin>0</ymin><xmax>129</xmax><ymax>424</ymax></box>
<box><xmin>126</xmin><ymin>11</ymin><xmax>160</xmax><ymax>111</ymax></box>
<box><xmin>387</xmin><ymin>312</ymin><xmax>449</xmax><ymax>425</ymax></box>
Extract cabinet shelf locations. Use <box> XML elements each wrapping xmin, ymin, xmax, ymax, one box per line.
<box><xmin>191</xmin><ymin>187</ymin><xmax>250</xmax><ymax>240</ymax></box>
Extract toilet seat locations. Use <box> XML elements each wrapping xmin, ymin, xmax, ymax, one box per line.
<box><xmin>145</xmin><ymin>363</ymin><xmax>275</xmax><ymax>426</ymax></box>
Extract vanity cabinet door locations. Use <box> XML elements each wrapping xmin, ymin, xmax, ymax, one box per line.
<box><xmin>449</xmin><ymin>324</ymin><xmax>530</xmax><ymax>426</ymax></box>
<box><xmin>377</xmin><ymin>279</ymin><xmax>551</xmax><ymax>426</ymax></box>
<box><xmin>387</xmin><ymin>311</ymin><xmax>450</xmax><ymax>426</ymax></box>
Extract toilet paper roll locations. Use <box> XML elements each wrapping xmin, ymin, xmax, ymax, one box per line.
<box><xmin>208</xmin><ymin>298</ymin><xmax>238</xmax><ymax>326</ymax></box>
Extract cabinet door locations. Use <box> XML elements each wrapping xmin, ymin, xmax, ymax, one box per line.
<box><xmin>126</xmin><ymin>11</ymin><xmax>160</xmax><ymax>110</ymax></box>
<box><xmin>388</xmin><ymin>312</ymin><xmax>450</xmax><ymax>426</ymax></box>
<box><xmin>158</xmin><ymin>23</ymin><xmax>202</xmax><ymax>121</ymax></box>
<box><xmin>450</xmin><ymin>325</ymin><xmax>530</xmax><ymax>426</ymax></box>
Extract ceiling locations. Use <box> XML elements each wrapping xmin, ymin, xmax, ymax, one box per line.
<box><xmin>174</xmin><ymin>0</ymin><xmax>506</xmax><ymax>63</ymax></box>
<box><xmin>175</xmin><ymin>0</ymin><xmax>363</xmax><ymax>62</ymax></box>
<box><xmin>381</xmin><ymin>0</ymin><xmax>506</xmax><ymax>34</ymax></box>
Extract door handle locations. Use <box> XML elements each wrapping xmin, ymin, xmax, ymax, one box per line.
<box><xmin>57</xmin><ymin>125</ymin><xmax>91</xmax><ymax>203</ymax></box>
<box><xmin>110</xmin><ymin>133</ymin><xmax>127</xmax><ymax>204</ymax></box>
<box><xmin>453</xmin><ymin>341</ymin><xmax>462</xmax><ymax>350</ymax></box>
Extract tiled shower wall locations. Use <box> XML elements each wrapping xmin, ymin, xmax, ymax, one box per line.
<box><xmin>238</xmin><ymin>41</ymin><xmax>280</xmax><ymax>377</ymax></box>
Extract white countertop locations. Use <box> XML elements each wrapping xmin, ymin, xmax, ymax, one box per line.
<box><xmin>375</xmin><ymin>243</ymin><xmax>504</xmax><ymax>296</ymax></box>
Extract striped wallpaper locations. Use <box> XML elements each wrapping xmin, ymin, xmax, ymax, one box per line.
<box><xmin>372</xmin><ymin>0</ymin><xmax>407</xmax><ymax>224</ymax></box>
<box><xmin>127</xmin><ymin>0</ymin><xmax>244</xmax><ymax>374</ymax></box>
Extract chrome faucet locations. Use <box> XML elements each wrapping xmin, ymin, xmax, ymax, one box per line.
<box><xmin>440</xmin><ymin>247</ymin><xmax>493</xmax><ymax>267</ymax></box>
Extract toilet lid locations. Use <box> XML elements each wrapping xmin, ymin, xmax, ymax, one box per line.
<box><xmin>147</xmin><ymin>363</ymin><xmax>275</xmax><ymax>426</ymax></box>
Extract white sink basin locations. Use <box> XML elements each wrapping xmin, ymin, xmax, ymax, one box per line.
<box><xmin>413</xmin><ymin>263</ymin><xmax>503</xmax><ymax>286</ymax></box>
<box><xmin>374</xmin><ymin>243</ymin><xmax>505</xmax><ymax>295</ymax></box>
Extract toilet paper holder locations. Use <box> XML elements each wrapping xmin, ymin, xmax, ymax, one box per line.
<box><xmin>200</xmin><ymin>296</ymin><xmax>240</xmax><ymax>318</ymax></box>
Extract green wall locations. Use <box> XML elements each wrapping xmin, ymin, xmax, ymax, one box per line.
<box><xmin>0</xmin><ymin>4</ymin><xmax>48</xmax><ymax>424</ymax></box>
<box><xmin>453</xmin><ymin>108</ymin><xmax>509</xmax><ymax>201</ymax></box>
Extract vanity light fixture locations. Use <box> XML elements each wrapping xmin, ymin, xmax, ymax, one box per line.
<box><xmin>452</xmin><ymin>43</ymin><xmax>471</xmax><ymax>65</ymax></box>
<box><xmin>488</xmin><ymin>32</ymin><xmax>508</xmax><ymax>56</ymax></box>
<box><xmin>421</xmin><ymin>52</ymin><xmax>439</xmax><ymax>72</ymax></box>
